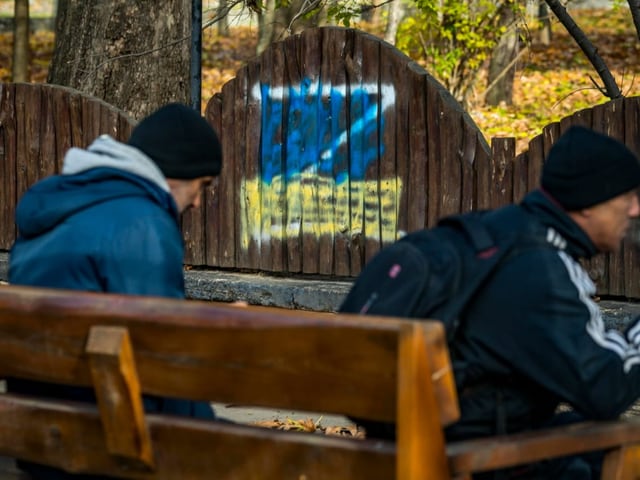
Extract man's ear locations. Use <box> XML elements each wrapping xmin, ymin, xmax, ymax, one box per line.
<box><xmin>575</xmin><ymin>207</ymin><xmax>592</xmax><ymax>218</ymax></box>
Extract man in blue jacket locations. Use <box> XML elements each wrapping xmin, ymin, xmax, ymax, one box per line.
<box><xmin>8</xmin><ymin>103</ymin><xmax>222</xmax><ymax>479</ymax></box>
<box><xmin>448</xmin><ymin>126</ymin><xmax>640</xmax><ymax>479</ymax></box>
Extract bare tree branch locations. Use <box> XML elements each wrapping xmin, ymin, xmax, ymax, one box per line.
<box><xmin>628</xmin><ymin>0</ymin><xmax>640</xmax><ymax>42</ymax></box>
<box><xmin>360</xmin><ymin>0</ymin><xmax>395</xmax><ymax>14</ymax></box>
<box><xmin>544</xmin><ymin>0</ymin><xmax>622</xmax><ymax>99</ymax></box>
<box><xmin>287</xmin><ymin>0</ymin><xmax>323</xmax><ymax>33</ymax></box>
<box><xmin>203</xmin><ymin>0</ymin><xmax>246</xmax><ymax>30</ymax></box>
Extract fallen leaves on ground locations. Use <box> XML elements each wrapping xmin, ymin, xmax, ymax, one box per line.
<box><xmin>253</xmin><ymin>417</ymin><xmax>366</xmax><ymax>438</ymax></box>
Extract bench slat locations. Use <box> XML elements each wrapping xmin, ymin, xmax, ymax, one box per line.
<box><xmin>0</xmin><ymin>394</ymin><xmax>395</xmax><ymax>479</ymax></box>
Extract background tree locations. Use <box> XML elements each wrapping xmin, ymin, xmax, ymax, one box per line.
<box><xmin>384</xmin><ymin>0</ymin><xmax>405</xmax><ymax>44</ymax></box>
<box><xmin>256</xmin><ymin>0</ymin><xmax>327</xmax><ymax>55</ymax></box>
<box><xmin>485</xmin><ymin>1</ymin><xmax>520</xmax><ymax>106</ymax></box>
<box><xmin>393</xmin><ymin>0</ymin><xmax>517</xmax><ymax>107</ymax></box>
<box><xmin>11</xmin><ymin>0</ymin><xmax>29</xmax><ymax>82</ymax></box>
<box><xmin>48</xmin><ymin>0</ymin><xmax>192</xmax><ymax>119</ymax></box>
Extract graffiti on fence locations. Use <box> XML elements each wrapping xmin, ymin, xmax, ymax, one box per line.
<box><xmin>239</xmin><ymin>78</ymin><xmax>402</xmax><ymax>249</ymax></box>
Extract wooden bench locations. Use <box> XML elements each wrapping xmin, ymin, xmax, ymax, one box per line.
<box><xmin>0</xmin><ymin>285</ymin><xmax>640</xmax><ymax>479</ymax></box>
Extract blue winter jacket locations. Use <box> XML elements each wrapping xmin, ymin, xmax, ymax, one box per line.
<box><xmin>8</xmin><ymin>136</ymin><xmax>215</xmax><ymax>479</ymax></box>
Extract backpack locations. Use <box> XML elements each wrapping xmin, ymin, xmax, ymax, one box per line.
<box><xmin>339</xmin><ymin>205</ymin><xmax>547</xmax><ymax>341</ymax></box>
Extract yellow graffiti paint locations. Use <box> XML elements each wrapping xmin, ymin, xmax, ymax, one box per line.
<box><xmin>240</xmin><ymin>174</ymin><xmax>402</xmax><ymax>249</ymax></box>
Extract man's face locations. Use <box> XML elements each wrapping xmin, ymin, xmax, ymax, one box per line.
<box><xmin>168</xmin><ymin>176</ymin><xmax>214</xmax><ymax>213</ymax></box>
<box><xmin>581</xmin><ymin>190</ymin><xmax>640</xmax><ymax>252</ymax></box>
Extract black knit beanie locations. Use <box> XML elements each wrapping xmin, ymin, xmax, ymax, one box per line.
<box><xmin>128</xmin><ymin>103</ymin><xmax>222</xmax><ymax>179</ymax></box>
<box><xmin>541</xmin><ymin>125</ymin><xmax>640</xmax><ymax>210</ymax></box>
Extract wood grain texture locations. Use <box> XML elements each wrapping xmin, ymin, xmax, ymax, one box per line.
<box><xmin>0</xmin><ymin>394</ymin><xmax>395</xmax><ymax>479</ymax></box>
<box><xmin>397</xmin><ymin>322</ymin><xmax>452</xmax><ymax>480</ymax></box>
<box><xmin>86</xmin><ymin>326</ymin><xmax>154</xmax><ymax>468</ymax></box>
<box><xmin>1</xmin><ymin>285</ymin><xmax>640</xmax><ymax>478</ymax></box>
<box><xmin>0</xmin><ymin>285</ymin><xmax>455</xmax><ymax>424</ymax></box>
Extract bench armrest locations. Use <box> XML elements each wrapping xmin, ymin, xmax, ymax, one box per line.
<box><xmin>448</xmin><ymin>418</ymin><xmax>640</xmax><ymax>476</ymax></box>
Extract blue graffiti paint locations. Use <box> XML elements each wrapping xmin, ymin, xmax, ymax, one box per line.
<box><xmin>259</xmin><ymin>78</ymin><xmax>383</xmax><ymax>185</ymax></box>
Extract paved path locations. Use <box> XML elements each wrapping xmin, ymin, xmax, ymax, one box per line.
<box><xmin>212</xmin><ymin>402</ymin><xmax>355</xmax><ymax>428</ymax></box>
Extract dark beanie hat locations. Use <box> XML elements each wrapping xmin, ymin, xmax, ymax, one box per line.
<box><xmin>541</xmin><ymin>125</ymin><xmax>640</xmax><ymax>210</ymax></box>
<box><xmin>128</xmin><ymin>103</ymin><xmax>222</xmax><ymax>179</ymax></box>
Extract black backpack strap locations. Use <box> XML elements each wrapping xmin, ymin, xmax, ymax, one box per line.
<box><xmin>438</xmin><ymin>215</ymin><xmax>495</xmax><ymax>253</ymax></box>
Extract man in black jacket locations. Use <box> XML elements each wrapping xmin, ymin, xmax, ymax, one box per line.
<box><xmin>448</xmin><ymin>125</ymin><xmax>640</xmax><ymax>479</ymax></box>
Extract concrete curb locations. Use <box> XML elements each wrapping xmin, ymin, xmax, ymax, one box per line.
<box><xmin>0</xmin><ymin>251</ymin><xmax>352</xmax><ymax>312</ymax></box>
<box><xmin>2</xmin><ymin>251</ymin><xmax>640</xmax><ymax>328</ymax></box>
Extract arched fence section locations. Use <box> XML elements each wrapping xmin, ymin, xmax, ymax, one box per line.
<box><xmin>1</xmin><ymin>28</ymin><xmax>640</xmax><ymax>297</ymax></box>
<box><xmin>197</xmin><ymin>27</ymin><xmax>492</xmax><ymax>277</ymax></box>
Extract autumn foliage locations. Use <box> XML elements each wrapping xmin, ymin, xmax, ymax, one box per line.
<box><xmin>0</xmin><ymin>7</ymin><xmax>638</xmax><ymax>154</ymax></box>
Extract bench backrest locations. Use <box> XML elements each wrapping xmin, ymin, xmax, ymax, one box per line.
<box><xmin>4</xmin><ymin>285</ymin><xmax>640</xmax><ymax>479</ymax></box>
<box><xmin>0</xmin><ymin>285</ymin><xmax>458</xmax><ymax>479</ymax></box>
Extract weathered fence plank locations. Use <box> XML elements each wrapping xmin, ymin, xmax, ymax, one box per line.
<box><xmin>244</xmin><ymin>59</ymin><xmax>262</xmax><ymax>270</ymax></box>
<box><xmin>0</xmin><ymin>83</ymin><xmax>16</xmax><ymax>249</ymax></box>
<box><xmin>52</xmin><ymin>86</ymin><xmax>73</xmax><ymax>169</ymax></box>
<box><xmin>233</xmin><ymin>66</ymin><xmax>250</xmax><ymax>270</ymax></box>
<box><xmin>440</xmin><ymin>99</ymin><xmax>462</xmax><ymax>217</ymax></box>
<box><xmin>40</xmin><ymin>86</ymin><xmax>57</xmax><ymax>180</ymax></box>
<box><xmin>490</xmin><ymin>137</ymin><xmax>515</xmax><ymax>208</ymax></box>
<box><xmin>219</xmin><ymin>80</ymin><xmax>237</xmax><ymax>269</ymax></box>
<box><xmin>406</xmin><ymin>63</ymin><xmax>428</xmax><ymax>232</ymax></box>
<box><xmin>590</xmin><ymin>104</ymin><xmax>610</xmax><ymax>294</ymax></box>
<box><xmin>475</xmin><ymin>134</ymin><xmax>492</xmax><ymax>212</ymax></box>
<box><xmin>378</xmin><ymin>44</ymin><xmax>402</xmax><ymax>247</ymax></box>
<box><xmin>526</xmin><ymin>134</ymin><xmax>545</xmax><ymax>198</ymax></box>
<box><xmin>604</xmin><ymin>100</ymin><xmax>627</xmax><ymax>297</ymax></box>
<box><xmin>204</xmin><ymin>94</ymin><xmax>224</xmax><ymax>267</ymax></box>
<box><xmin>512</xmin><ymin>151</ymin><xmax>528</xmax><ymax>204</ymax></box>
<box><xmin>331</xmin><ymin>30</ymin><xmax>353</xmax><ymax>276</ymax></box>
<box><xmin>624</xmin><ymin>97</ymin><xmax>640</xmax><ymax>298</ymax></box>
<box><xmin>360</xmin><ymin>33</ymin><xmax>382</xmax><ymax>265</ymax></box>
<box><xmin>426</xmin><ymin>80</ymin><xmax>443</xmax><ymax>228</ymax></box>
<box><xmin>317</xmin><ymin>27</ymin><xmax>340</xmax><ymax>275</ymax></box>
<box><xmin>461</xmin><ymin>120</ymin><xmax>479</xmax><ymax>213</ymax></box>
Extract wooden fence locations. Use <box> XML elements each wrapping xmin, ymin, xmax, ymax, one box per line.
<box><xmin>0</xmin><ymin>82</ymin><xmax>135</xmax><ymax>249</ymax></box>
<box><xmin>1</xmin><ymin>26</ymin><xmax>640</xmax><ymax>298</ymax></box>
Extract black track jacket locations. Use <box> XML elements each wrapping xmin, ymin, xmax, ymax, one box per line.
<box><xmin>446</xmin><ymin>189</ymin><xmax>640</xmax><ymax>441</ymax></box>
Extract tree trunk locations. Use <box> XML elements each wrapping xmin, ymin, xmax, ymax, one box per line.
<box><xmin>535</xmin><ymin>2</ymin><xmax>551</xmax><ymax>45</ymax></box>
<box><xmin>384</xmin><ymin>0</ymin><xmax>404</xmax><ymax>45</ymax></box>
<box><xmin>629</xmin><ymin>0</ymin><xmax>640</xmax><ymax>42</ymax></box>
<box><xmin>257</xmin><ymin>0</ymin><xmax>324</xmax><ymax>55</ymax></box>
<box><xmin>11</xmin><ymin>0</ymin><xmax>30</xmax><ymax>82</ymax></box>
<box><xmin>256</xmin><ymin>0</ymin><xmax>277</xmax><ymax>55</ymax></box>
<box><xmin>216</xmin><ymin>0</ymin><xmax>230</xmax><ymax>37</ymax></box>
<box><xmin>485</xmin><ymin>5</ymin><xmax>518</xmax><ymax>106</ymax></box>
<box><xmin>47</xmin><ymin>0</ymin><xmax>192</xmax><ymax>120</ymax></box>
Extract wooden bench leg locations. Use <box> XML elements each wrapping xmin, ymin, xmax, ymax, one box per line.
<box><xmin>601</xmin><ymin>445</ymin><xmax>640</xmax><ymax>480</ymax></box>
<box><xmin>397</xmin><ymin>323</ymin><xmax>452</xmax><ymax>480</ymax></box>
<box><xmin>86</xmin><ymin>325</ymin><xmax>155</xmax><ymax>471</ymax></box>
